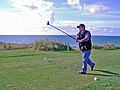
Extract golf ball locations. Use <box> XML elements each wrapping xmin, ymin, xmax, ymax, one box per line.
<box><xmin>94</xmin><ymin>77</ymin><xmax>99</xmax><ymax>81</ymax></box>
<box><xmin>44</xmin><ymin>57</ymin><xmax>46</xmax><ymax>59</ymax></box>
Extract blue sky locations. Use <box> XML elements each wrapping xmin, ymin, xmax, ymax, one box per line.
<box><xmin>0</xmin><ymin>0</ymin><xmax>120</xmax><ymax>36</ymax></box>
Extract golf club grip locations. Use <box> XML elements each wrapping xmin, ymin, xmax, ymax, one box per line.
<box><xmin>50</xmin><ymin>25</ymin><xmax>76</xmax><ymax>40</ymax></box>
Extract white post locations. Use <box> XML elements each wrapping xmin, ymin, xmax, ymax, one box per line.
<box><xmin>67</xmin><ymin>43</ymin><xmax>69</xmax><ymax>51</ymax></box>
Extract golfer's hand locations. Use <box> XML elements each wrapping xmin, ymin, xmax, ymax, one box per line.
<box><xmin>76</xmin><ymin>39</ymin><xmax>82</xmax><ymax>43</ymax></box>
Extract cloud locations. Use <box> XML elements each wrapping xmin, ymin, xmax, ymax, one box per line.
<box><xmin>51</xmin><ymin>20</ymin><xmax>120</xmax><ymax>36</ymax></box>
<box><xmin>23</xmin><ymin>5</ymin><xmax>38</xmax><ymax>10</ymax></box>
<box><xmin>67</xmin><ymin>0</ymin><xmax>82</xmax><ymax>10</ymax></box>
<box><xmin>0</xmin><ymin>11</ymin><xmax>57</xmax><ymax>35</ymax></box>
<box><xmin>83</xmin><ymin>4</ymin><xmax>109</xmax><ymax>13</ymax></box>
<box><xmin>0</xmin><ymin>0</ymin><xmax>56</xmax><ymax>35</ymax></box>
<box><xmin>66</xmin><ymin>0</ymin><xmax>109</xmax><ymax>13</ymax></box>
<box><xmin>67</xmin><ymin>0</ymin><xmax>79</xmax><ymax>5</ymax></box>
<box><xmin>9</xmin><ymin>0</ymin><xmax>54</xmax><ymax>23</ymax></box>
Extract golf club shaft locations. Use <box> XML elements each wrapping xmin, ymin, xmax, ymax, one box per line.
<box><xmin>49</xmin><ymin>24</ymin><xmax>76</xmax><ymax>40</ymax></box>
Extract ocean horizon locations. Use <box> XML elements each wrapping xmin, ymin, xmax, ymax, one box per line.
<box><xmin>0</xmin><ymin>35</ymin><xmax>120</xmax><ymax>46</ymax></box>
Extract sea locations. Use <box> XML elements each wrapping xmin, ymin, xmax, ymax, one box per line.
<box><xmin>0</xmin><ymin>35</ymin><xmax>120</xmax><ymax>46</ymax></box>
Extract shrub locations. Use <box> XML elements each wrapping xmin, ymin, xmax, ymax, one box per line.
<box><xmin>92</xmin><ymin>44</ymin><xmax>102</xmax><ymax>49</ymax></box>
<box><xmin>0</xmin><ymin>43</ymin><xmax>32</xmax><ymax>50</ymax></box>
<box><xmin>103</xmin><ymin>44</ymin><xmax>115</xmax><ymax>50</ymax></box>
<box><xmin>92</xmin><ymin>43</ymin><xmax>120</xmax><ymax>50</ymax></box>
<box><xmin>33</xmin><ymin>39</ymin><xmax>72</xmax><ymax>51</ymax></box>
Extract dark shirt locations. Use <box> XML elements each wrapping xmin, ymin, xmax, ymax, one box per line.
<box><xmin>76</xmin><ymin>30</ymin><xmax>92</xmax><ymax>51</ymax></box>
<box><xmin>76</xmin><ymin>30</ymin><xmax>91</xmax><ymax>42</ymax></box>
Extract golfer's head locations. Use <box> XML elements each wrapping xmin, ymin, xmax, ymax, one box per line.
<box><xmin>77</xmin><ymin>24</ymin><xmax>85</xmax><ymax>32</ymax></box>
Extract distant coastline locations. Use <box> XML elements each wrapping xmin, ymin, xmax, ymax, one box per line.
<box><xmin>0</xmin><ymin>35</ymin><xmax>120</xmax><ymax>46</ymax></box>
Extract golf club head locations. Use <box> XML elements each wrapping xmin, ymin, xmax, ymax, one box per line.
<box><xmin>47</xmin><ymin>21</ymin><xmax>49</xmax><ymax>25</ymax></box>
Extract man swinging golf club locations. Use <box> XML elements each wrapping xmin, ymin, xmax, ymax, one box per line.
<box><xmin>76</xmin><ymin>24</ymin><xmax>95</xmax><ymax>74</ymax></box>
<box><xmin>47</xmin><ymin>21</ymin><xmax>95</xmax><ymax>74</ymax></box>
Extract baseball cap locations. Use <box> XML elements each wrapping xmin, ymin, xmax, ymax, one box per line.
<box><xmin>77</xmin><ymin>24</ymin><xmax>85</xmax><ymax>28</ymax></box>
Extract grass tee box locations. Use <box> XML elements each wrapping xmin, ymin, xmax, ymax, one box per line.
<box><xmin>0</xmin><ymin>49</ymin><xmax>120</xmax><ymax>90</ymax></box>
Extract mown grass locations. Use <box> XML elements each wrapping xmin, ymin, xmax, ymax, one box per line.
<box><xmin>0</xmin><ymin>49</ymin><xmax>120</xmax><ymax>90</ymax></box>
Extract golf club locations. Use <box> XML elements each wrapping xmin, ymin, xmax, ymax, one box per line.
<box><xmin>47</xmin><ymin>21</ymin><xmax>76</xmax><ymax>40</ymax></box>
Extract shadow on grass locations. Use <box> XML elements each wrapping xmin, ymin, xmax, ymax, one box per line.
<box><xmin>0</xmin><ymin>54</ymin><xmax>42</xmax><ymax>58</ymax></box>
<box><xmin>86</xmin><ymin>69</ymin><xmax>120</xmax><ymax>77</ymax></box>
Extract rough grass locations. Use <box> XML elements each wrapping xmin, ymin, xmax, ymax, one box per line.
<box><xmin>0</xmin><ymin>42</ymin><xmax>32</xmax><ymax>50</ymax></box>
<box><xmin>93</xmin><ymin>44</ymin><xmax>120</xmax><ymax>50</ymax></box>
<box><xmin>33</xmin><ymin>39</ymin><xmax>72</xmax><ymax>51</ymax></box>
<box><xmin>0</xmin><ymin>49</ymin><xmax>120</xmax><ymax>90</ymax></box>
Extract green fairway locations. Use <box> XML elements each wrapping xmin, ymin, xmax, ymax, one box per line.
<box><xmin>0</xmin><ymin>49</ymin><xmax>120</xmax><ymax>90</ymax></box>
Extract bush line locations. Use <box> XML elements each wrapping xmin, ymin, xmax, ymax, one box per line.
<box><xmin>0</xmin><ymin>40</ymin><xmax>120</xmax><ymax>50</ymax></box>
